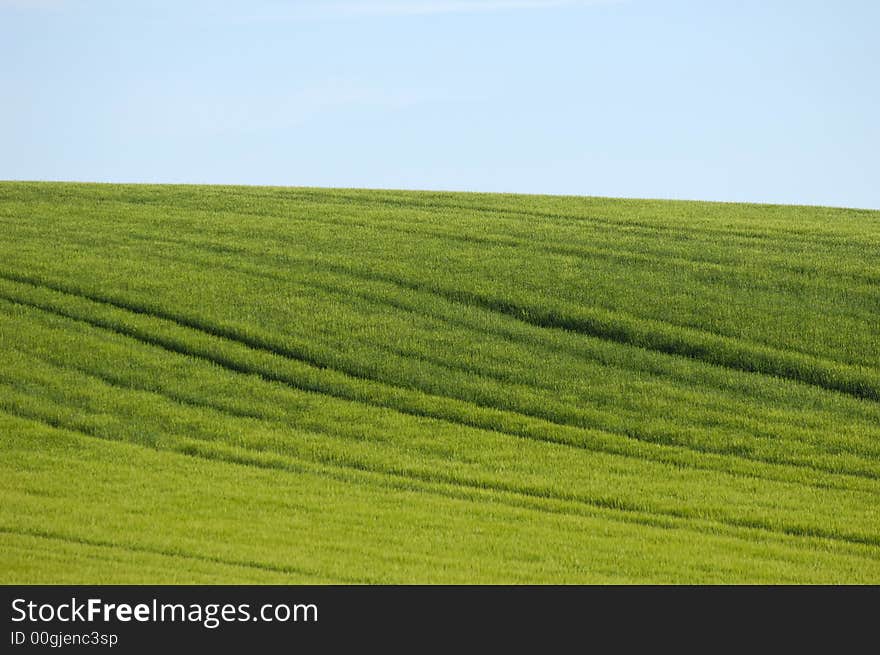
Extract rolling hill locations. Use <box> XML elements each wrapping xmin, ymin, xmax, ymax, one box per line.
<box><xmin>1</xmin><ymin>181</ymin><xmax>878</xmax><ymax>583</ymax></box>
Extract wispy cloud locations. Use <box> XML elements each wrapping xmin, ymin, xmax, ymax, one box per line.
<box><xmin>321</xmin><ymin>0</ymin><xmax>618</xmax><ymax>17</ymax></box>
<box><xmin>0</xmin><ymin>0</ymin><xmax>70</xmax><ymax>8</ymax></box>
<box><xmin>244</xmin><ymin>0</ymin><xmax>623</xmax><ymax>21</ymax></box>
<box><xmin>1</xmin><ymin>0</ymin><xmax>623</xmax><ymax>19</ymax></box>
<box><xmin>117</xmin><ymin>78</ymin><xmax>440</xmax><ymax>138</ymax></box>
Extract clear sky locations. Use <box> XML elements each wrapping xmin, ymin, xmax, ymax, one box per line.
<box><xmin>2</xmin><ymin>0</ymin><xmax>878</xmax><ymax>208</ymax></box>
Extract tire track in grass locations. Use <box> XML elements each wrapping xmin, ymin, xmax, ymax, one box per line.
<box><xmin>15</xmin><ymin>349</ymin><xmax>276</xmax><ymax>423</ymax></box>
<box><xmin>273</xmin><ymin>190</ymin><xmax>880</xmax><ymax>252</ymax></box>
<box><xmin>8</xmin><ymin>183</ymin><xmax>877</xmax><ymax>252</ymax></box>
<box><xmin>113</xmin><ymin>207</ymin><xmax>879</xmax><ymax>310</ymax></box>
<box><xmin>0</xmin><ymin>534</ymin><xmax>334</xmax><ymax>584</ymax></box>
<box><xmin>241</xmin><ymin>205</ymin><xmax>880</xmax><ymax>294</ymax></box>
<box><xmin>6</xmin><ymin>339</ymin><xmax>879</xmax><ymax>501</ymax></box>
<box><xmin>21</xmin><ymin>192</ymin><xmax>874</xmax><ymax>321</ymax></box>
<box><xmin>17</xmin><ymin>337</ymin><xmax>875</xmax><ymax>500</ymax></box>
<box><xmin>4</xmin><ymin>406</ymin><xmax>716</xmax><ymax>541</ymax></box>
<box><xmin>363</xmin><ymin>338</ymin><xmax>880</xmax><ymax>466</ymax></box>
<box><xmin>0</xmin><ymin>527</ymin><xmax>350</xmax><ymax>582</ymax></box>
<box><xmin>131</xmin><ymin>245</ymin><xmax>880</xmax><ymax>462</ymax></box>
<box><xmin>309</xmin><ymin>262</ymin><xmax>880</xmax><ymax>403</ymax></box>
<box><xmin>16</xmin><ymin>210</ymin><xmax>874</xmax><ymax>379</ymax></box>
<box><xmin>114</xmin><ymin>227</ymin><xmax>880</xmax><ymax>402</ymax></box>
<box><xmin>171</xmin><ymin>436</ymin><xmax>880</xmax><ymax>552</ymax></box>
<box><xmin>2</xmin><ymin>276</ymin><xmax>879</xmax><ymax>489</ymax></box>
<box><xmin>0</xmin><ymin>282</ymin><xmax>622</xmax><ymax>454</ymax></box>
<box><xmin>3</xmin><ymin>348</ymin><xmax>479</xmax><ymax>469</ymax></box>
<box><xmin>5</xmin><ymin>406</ymin><xmax>879</xmax><ymax>557</ymax></box>
<box><xmin>17</xmin><ymin>238</ymin><xmax>868</xmax><ymax>444</ymax></box>
<box><xmin>10</xmin><ymin>310</ymin><xmax>879</xmax><ymax>501</ymax></box>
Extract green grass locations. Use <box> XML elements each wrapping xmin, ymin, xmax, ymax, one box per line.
<box><xmin>1</xmin><ymin>181</ymin><xmax>878</xmax><ymax>583</ymax></box>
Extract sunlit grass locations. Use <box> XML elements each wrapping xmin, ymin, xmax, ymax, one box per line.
<box><xmin>1</xmin><ymin>181</ymin><xmax>878</xmax><ymax>583</ymax></box>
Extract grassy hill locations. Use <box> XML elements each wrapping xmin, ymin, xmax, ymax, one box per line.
<box><xmin>1</xmin><ymin>181</ymin><xmax>878</xmax><ymax>583</ymax></box>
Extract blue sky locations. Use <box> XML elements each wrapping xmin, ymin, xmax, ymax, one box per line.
<box><xmin>2</xmin><ymin>0</ymin><xmax>878</xmax><ymax>208</ymax></box>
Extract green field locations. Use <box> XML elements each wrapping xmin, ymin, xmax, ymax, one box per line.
<box><xmin>1</xmin><ymin>181</ymin><xmax>878</xmax><ymax>583</ymax></box>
